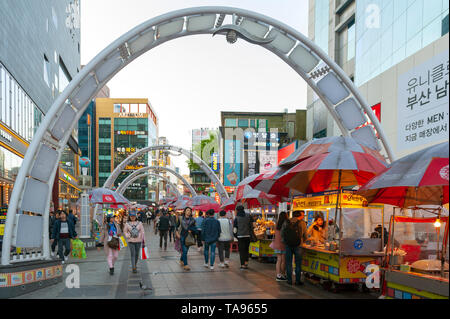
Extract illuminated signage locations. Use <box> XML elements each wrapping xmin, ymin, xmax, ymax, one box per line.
<box><xmin>211</xmin><ymin>153</ymin><xmax>219</xmax><ymax>172</ymax></box>
<box><xmin>115</xmin><ymin>131</ymin><xmax>147</xmax><ymax>135</ymax></box>
<box><xmin>125</xmin><ymin>165</ymin><xmax>144</xmax><ymax>170</ymax></box>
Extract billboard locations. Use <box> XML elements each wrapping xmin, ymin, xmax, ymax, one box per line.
<box><xmin>277</xmin><ymin>141</ymin><xmax>297</xmax><ymax>164</ymax></box>
<box><xmin>259</xmin><ymin>151</ymin><xmax>278</xmax><ymax>174</ymax></box>
<box><xmin>224</xmin><ymin>140</ymin><xmax>241</xmax><ymax>186</ymax></box>
<box><xmin>397</xmin><ymin>50</ymin><xmax>449</xmax><ymax>151</ymax></box>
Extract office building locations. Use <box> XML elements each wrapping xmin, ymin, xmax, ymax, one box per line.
<box><xmin>307</xmin><ymin>0</ymin><xmax>449</xmax><ymax>159</ymax></box>
<box><xmin>0</xmin><ymin>0</ymin><xmax>81</xmax><ymax>210</ymax></box>
<box><xmin>95</xmin><ymin>98</ymin><xmax>158</xmax><ymax>201</ymax></box>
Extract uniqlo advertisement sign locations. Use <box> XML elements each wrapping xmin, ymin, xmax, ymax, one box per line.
<box><xmin>397</xmin><ymin>50</ymin><xmax>449</xmax><ymax>151</ymax></box>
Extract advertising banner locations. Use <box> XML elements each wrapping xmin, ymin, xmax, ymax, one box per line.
<box><xmin>397</xmin><ymin>50</ymin><xmax>449</xmax><ymax>151</ymax></box>
<box><xmin>224</xmin><ymin>140</ymin><xmax>241</xmax><ymax>186</ymax></box>
<box><xmin>211</xmin><ymin>153</ymin><xmax>219</xmax><ymax>172</ymax></box>
<box><xmin>277</xmin><ymin>141</ymin><xmax>297</xmax><ymax>164</ymax></box>
<box><xmin>259</xmin><ymin>151</ymin><xmax>278</xmax><ymax>174</ymax></box>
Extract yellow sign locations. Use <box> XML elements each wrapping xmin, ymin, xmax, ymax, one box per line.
<box><xmin>293</xmin><ymin>191</ymin><xmax>368</xmax><ymax>209</ymax></box>
<box><xmin>125</xmin><ymin>165</ymin><xmax>144</xmax><ymax>170</ymax></box>
<box><xmin>0</xmin><ymin>224</ymin><xmax>4</xmax><ymax>236</ymax></box>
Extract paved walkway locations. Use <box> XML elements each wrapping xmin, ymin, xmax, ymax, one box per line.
<box><xmin>15</xmin><ymin>224</ymin><xmax>376</xmax><ymax>299</ymax></box>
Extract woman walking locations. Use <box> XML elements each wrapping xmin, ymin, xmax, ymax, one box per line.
<box><xmin>233</xmin><ymin>205</ymin><xmax>254</xmax><ymax>270</ymax></box>
<box><xmin>179</xmin><ymin>207</ymin><xmax>197</xmax><ymax>271</ymax></box>
<box><xmin>100</xmin><ymin>213</ymin><xmax>122</xmax><ymax>275</ymax></box>
<box><xmin>123</xmin><ymin>211</ymin><xmax>145</xmax><ymax>273</ymax></box>
<box><xmin>270</xmin><ymin>211</ymin><xmax>288</xmax><ymax>281</ymax></box>
<box><xmin>217</xmin><ymin>210</ymin><xmax>233</xmax><ymax>268</ymax></box>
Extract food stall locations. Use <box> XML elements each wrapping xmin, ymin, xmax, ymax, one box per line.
<box><xmin>381</xmin><ymin>210</ymin><xmax>449</xmax><ymax>299</ymax></box>
<box><xmin>249</xmin><ymin>205</ymin><xmax>277</xmax><ymax>258</ymax></box>
<box><xmin>292</xmin><ymin>190</ymin><xmax>385</xmax><ymax>291</ymax></box>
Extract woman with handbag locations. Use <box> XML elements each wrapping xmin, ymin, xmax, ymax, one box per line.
<box><xmin>123</xmin><ymin>211</ymin><xmax>145</xmax><ymax>273</ymax></box>
<box><xmin>233</xmin><ymin>205</ymin><xmax>255</xmax><ymax>270</ymax></box>
<box><xmin>180</xmin><ymin>207</ymin><xmax>197</xmax><ymax>271</ymax></box>
<box><xmin>100</xmin><ymin>213</ymin><xmax>122</xmax><ymax>275</ymax></box>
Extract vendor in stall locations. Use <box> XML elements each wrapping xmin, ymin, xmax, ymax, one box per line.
<box><xmin>307</xmin><ymin>214</ymin><xmax>326</xmax><ymax>245</ymax></box>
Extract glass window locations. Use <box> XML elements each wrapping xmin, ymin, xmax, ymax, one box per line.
<box><xmin>58</xmin><ymin>59</ymin><xmax>71</xmax><ymax>94</ymax></box>
<box><xmin>314</xmin><ymin>0</ymin><xmax>329</xmax><ymax>53</ymax></box>
<box><xmin>238</xmin><ymin>119</ymin><xmax>249</xmax><ymax>128</ymax></box>
<box><xmin>121</xmin><ymin>104</ymin><xmax>129</xmax><ymax>113</ymax></box>
<box><xmin>393</xmin><ymin>13</ymin><xmax>407</xmax><ymax>52</ymax></box>
<box><xmin>224</xmin><ymin>118</ymin><xmax>237</xmax><ymax>127</ymax></box>
<box><xmin>406</xmin><ymin>0</ymin><xmax>423</xmax><ymax>41</ymax></box>
<box><xmin>347</xmin><ymin>20</ymin><xmax>356</xmax><ymax>61</ymax></box>
<box><xmin>43</xmin><ymin>55</ymin><xmax>50</xmax><ymax>87</ymax></box>
<box><xmin>130</xmin><ymin>104</ymin><xmax>138</xmax><ymax>113</ymax></box>
<box><xmin>406</xmin><ymin>32</ymin><xmax>422</xmax><ymax>57</ymax></box>
<box><xmin>249</xmin><ymin>119</ymin><xmax>256</xmax><ymax>127</ymax></box>
<box><xmin>423</xmin><ymin>0</ymin><xmax>442</xmax><ymax>26</ymax></box>
<box><xmin>138</xmin><ymin>104</ymin><xmax>147</xmax><ymax>113</ymax></box>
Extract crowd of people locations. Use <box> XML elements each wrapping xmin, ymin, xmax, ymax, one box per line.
<box><xmin>48</xmin><ymin>205</ymin><xmax>323</xmax><ymax>286</ymax></box>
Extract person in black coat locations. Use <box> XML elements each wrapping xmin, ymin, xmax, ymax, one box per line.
<box><xmin>158</xmin><ymin>210</ymin><xmax>171</xmax><ymax>250</ymax></box>
<box><xmin>52</xmin><ymin>211</ymin><xmax>77</xmax><ymax>263</ymax></box>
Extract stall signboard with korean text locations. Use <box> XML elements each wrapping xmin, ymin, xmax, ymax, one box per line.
<box><xmin>292</xmin><ymin>190</ymin><xmax>368</xmax><ymax>209</ymax></box>
<box><xmin>398</xmin><ymin>50</ymin><xmax>449</xmax><ymax>151</ymax></box>
<box><xmin>211</xmin><ymin>153</ymin><xmax>219</xmax><ymax>172</ymax></box>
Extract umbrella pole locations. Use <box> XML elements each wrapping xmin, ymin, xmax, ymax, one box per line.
<box><xmin>336</xmin><ymin>169</ymin><xmax>343</xmax><ymax>257</ymax></box>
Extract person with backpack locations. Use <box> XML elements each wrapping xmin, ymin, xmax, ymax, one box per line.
<box><xmin>123</xmin><ymin>211</ymin><xmax>145</xmax><ymax>273</ymax></box>
<box><xmin>201</xmin><ymin>209</ymin><xmax>221</xmax><ymax>270</ymax></box>
<box><xmin>158</xmin><ymin>210</ymin><xmax>170</xmax><ymax>250</ymax></box>
<box><xmin>281</xmin><ymin>210</ymin><xmax>307</xmax><ymax>285</ymax></box>
<box><xmin>233</xmin><ymin>205</ymin><xmax>254</xmax><ymax>270</ymax></box>
<box><xmin>217</xmin><ymin>210</ymin><xmax>233</xmax><ymax>268</ymax></box>
<box><xmin>270</xmin><ymin>211</ymin><xmax>289</xmax><ymax>281</ymax></box>
<box><xmin>99</xmin><ymin>213</ymin><xmax>122</xmax><ymax>274</ymax></box>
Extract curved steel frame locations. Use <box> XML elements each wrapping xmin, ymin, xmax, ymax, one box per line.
<box><xmin>118</xmin><ymin>172</ymin><xmax>181</xmax><ymax>197</ymax></box>
<box><xmin>2</xmin><ymin>6</ymin><xmax>394</xmax><ymax>265</ymax></box>
<box><xmin>116</xmin><ymin>166</ymin><xmax>197</xmax><ymax>196</ymax></box>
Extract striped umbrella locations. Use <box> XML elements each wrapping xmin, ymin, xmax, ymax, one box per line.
<box><xmin>220</xmin><ymin>194</ymin><xmax>237</xmax><ymax>211</ymax></box>
<box><xmin>358</xmin><ymin>141</ymin><xmax>449</xmax><ymax>208</ymax></box>
<box><xmin>88</xmin><ymin>188</ymin><xmax>130</xmax><ymax>204</ymax></box>
<box><xmin>248</xmin><ymin>167</ymin><xmax>303</xmax><ymax>198</ymax></box>
<box><xmin>236</xmin><ymin>185</ymin><xmax>281</xmax><ymax>208</ymax></box>
<box><xmin>279</xmin><ymin>136</ymin><xmax>386</xmax><ymax>167</ymax></box>
<box><xmin>185</xmin><ymin>195</ymin><xmax>219</xmax><ymax>211</ymax></box>
<box><xmin>278</xmin><ymin>145</ymin><xmax>388</xmax><ymax>193</ymax></box>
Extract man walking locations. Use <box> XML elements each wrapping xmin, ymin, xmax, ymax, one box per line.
<box><xmin>158</xmin><ymin>210</ymin><xmax>170</xmax><ymax>250</ymax></box>
<box><xmin>217</xmin><ymin>210</ymin><xmax>233</xmax><ymax>268</ymax></box>
<box><xmin>281</xmin><ymin>210</ymin><xmax>307</xmax><ymax>285</ymax></box>
<box><xmin>233</xmin><ymin>206</ymin><xmax>253</xmax><ymax>270</ymax></box>
<box><xmin>201</xmin><ymin>209</ymin><xmax>221</xmax><ymax>270</ymax></box>
<box><xmin>168</xmin><ymin>210</ymin><xmax>177</xmax><ymax>242</ymax></box>
<box><xmin>195</xmin><ymin>211</ymin><xmax>205</xmax><ymax>252</ymax></box>
<box><xmin>52</xmin><ymin>211</ymin><xmax>77</xmax><ymax>263</ymax></box>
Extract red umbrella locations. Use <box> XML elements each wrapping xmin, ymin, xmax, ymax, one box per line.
<box><xmin>279</xmin><ymin>146</ymin><xmax>388</xmax><ymax>193</ymax></box>
<box><xmin>220</xmin><ymin>195</ymin><xmax>237</xmax><ymax>211</ymax></box>
<box><xmin>358</xmin><ymin>142</ymin><xmax>449</xmax><ymax>207</ymax></box>
<box><xmin>235</xmin><ymin>174</ymin><xmax>262</xmax><ymax>198</ymax></box>
<box><xmin>185</xmin><ymin>195</ymin><xmax>219</xmax><ymax>211</ymax></box>
<box><xmin>248</xmin><ymin>166</ymin><xmax>302</xmax><ymax>198</ymax></box>
<box><xmin>235</xmin><ymin>185</ymin><xmax>281</xmax><ymax>208</ymax></box>
<box><xmin>195</xmin><ymin>202</ymin><xmax>221</xmax><ymax>213</ymax></box>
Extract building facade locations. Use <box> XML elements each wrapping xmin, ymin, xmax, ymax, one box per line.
<box><xmin>0</xmin><ymin>0</ymin><xmax>81</xmax><ymax>211</ymax></box>
<box><xmin>219</xmin><ymin>110</ymin><xmax>307</xmax><ymax>190</ymax></box>
<box><xmin>307</xmin><ymin>0</ymin><xmax>449</xmax><ymax>159</ymax></box>
<box><xmin>95</xmin><ymin>98</ymin><xmax>158</xmax><ymax>201</ymax></box>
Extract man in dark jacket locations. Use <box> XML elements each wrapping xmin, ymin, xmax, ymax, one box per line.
<box><xmin>201</xmin><ymin>209</ymin><xmax>221</xmax><ymax>270</ymax></box>
<box><xmin>52</xmin><ymin>211</ymin><xmax>77</xmax><ymax>263</ymax></box>
<box><xmin>281</xmin><ymin>210</ymin><xmax>307</xmax><ymax>285</ymax></box>
<box><xmin>233</xmin><ymin>205</ymin><xmax>253</xmax><ymax>270</ymax></box>
<box><xmin>158</xmin><ymin>210</ymin><xmax>170</xmax><ymax>250</ymax></box>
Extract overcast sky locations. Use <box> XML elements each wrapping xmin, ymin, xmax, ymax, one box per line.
<box><xmin>81</xmin><ymin>0</ymin><xmax>309</xmax><ymax>174</ymax></box>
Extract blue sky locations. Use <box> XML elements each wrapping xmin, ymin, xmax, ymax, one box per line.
<box><xmin>81</xmin><ymin>0</ymin><xmax>310</xmax><ymax>174</ymax></box>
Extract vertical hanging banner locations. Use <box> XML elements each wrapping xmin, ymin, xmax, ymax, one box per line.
<box><xmin>397</xmin><ymin>50</ymin><xmax>449</xmax><ymax>151</ymax></box>
<box><xmin>224</xmin><ymin>140</ymin><xmax>241</xmax><ymax>186</ymax></box>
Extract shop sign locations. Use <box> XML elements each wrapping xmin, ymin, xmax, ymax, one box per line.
<box><xmin>125</xmin><ymin>165</ymin><xmax>144</xmax><ymax>170</ymax></box>
<box><xmin>0</xmin><ymin>129</ymin><xmax>12</xmax><ymax>142</ymax></box>
<box><xmin>115</xmin><ymin>130</ymin><xmax>146</xmax><ymax>135</ymax></box>
<box><xmin>224</xmin><ymin>140</ymin><xmax>241</xmax><ymax>186</ymax></box>
<box><xmin>116</xmin><ymin>147</ymin><xmax>139</xmax><ymax>154</ymax></box>
<box><xmin>0</xmin><ymin>124</ymin><xmax>28</xmax><ymax>156</ymax></box>
<box><xmin>293</xmin><ymin>192</ymin><xmax>368</xmax><ymax>209</ymax></box>
<box><xmin>118</xmin><ymin>113</ymin><xmax>146</xmax><ymax>118</ymax></box>
<box><xmin>398</xmin><ymin>50</ymin><xmax>449</xmax><ymax>151</ymax></box>
<box><xmin>0</xmin><ymin>224</ymin><xmax>4</xmax><ymax>236</ymax></box>
<box><xmin>211</xmin><ymin>153</ymin><xmax>219</xmax><ymax>172</ymax></box>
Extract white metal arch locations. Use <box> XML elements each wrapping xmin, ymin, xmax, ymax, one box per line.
<box><xmin>2</xmin><ymin>6</ymin><xmax>394</xmax><ymax>265</ymax></box>
<box><xmin>116</xmin><ymin>165</ymin><xmax>197</xmax><ymax>196</ymax></box>
<box><xmin>118</xmin><ymin>172</ymin><xmax>181</xmax><ymax>197</ymax></box>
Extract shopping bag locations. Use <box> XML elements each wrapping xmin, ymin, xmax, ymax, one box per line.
<box><xmin>140</xmin><ymin>241</ymin><xmax>149</xmax><ymax>260</ymax></box>
<box><xmin>184</xmin><ymin>232</ymin><xmax>196</xmax><ymax>247</ymax></box>
<box><xmin>71</xmin><ymin>239</ymin><xmax>87</xmax><ymax>259</ymax></box>
<box><xmin>119</xmin><ymin>235</ymin><xmax>127</xmax><ymax>248</ymax></box>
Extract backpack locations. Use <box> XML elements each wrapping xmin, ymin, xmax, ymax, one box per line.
<box><xmin>283</xmin><ymin>220</ymin><xmax>301</xmax><ymax>247</ymax></box>
<box><xmin>129</xmin><ymin>222</ymin><xmax>140</xmax><ymax>238</ymax></box>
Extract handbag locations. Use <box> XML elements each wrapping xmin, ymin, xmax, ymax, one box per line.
<box><xmin>140</xmin><ymin>240</ymin><xmax>149</xmax><ymax>260</ymax></box>
<box><xmin>184</xmin><ymin>232</ymin><xmax>196</xmax><ymax>247</ymax></box>
<box><xmin>107</xmin><ymin>236</ymin><xmax>120</xmax><ymax>249</ymax></box>
<box><xmin>119</xmin><ymin>235</ymin><xmax>127</xmax><ymax>248</ymax></box>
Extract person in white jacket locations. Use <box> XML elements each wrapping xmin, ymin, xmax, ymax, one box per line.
<box><xmin>217</xmin><ymin>210</ymin><xmax>234</xmax><ymax>268</ymax></box>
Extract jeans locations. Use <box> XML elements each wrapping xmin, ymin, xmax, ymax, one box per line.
<box><xmin>57</xmin><ymin>238</ymin><xmax>71</xmax><ymax>260</ymax></box>
<box><xmin>129</xmin><ymin>242</ymin><xmax>141</xmax><ymax>269</ymax></box>
<box><xmin>181</xmin><ymin>236</ymin><xmax>191</xmax><ymax>266</ymax></box>
<box><xmin>237</xmin><ymin>237</ymin><xmax>251</xmax><ymax>266</ymax></box>
<box><xmin>204</xmin><ymin>242</ymin><xmax>217</xmax><ymax>266</ymax></box>
<box><xmin>196</xmin><ymin>230</ymin><xmax>203</xmax><ymax>247</ymax></box>
<box><xmin>285</xmin><ymin>246</ymin><xmax>302</xmax><ymax>284</ymax></box>
<box><xmin>159</xmin><ymin>230</ymin><xmax>168</xmax><ymax>248</ymax></box>
<box><xmin>217</xmin><ymin>241</ymin><xmax>231</xmax><ymax>263</ymax></box>
<box><xmin>51</xmin><ymin>238</ymin><xmax>58</xmax><ymax>252</ymax></box>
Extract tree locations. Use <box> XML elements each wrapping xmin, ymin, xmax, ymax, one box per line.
<box><xmin>186</xmin><ymin>131</ymin><xmax>219</xmax><ymax>172</ymax></box>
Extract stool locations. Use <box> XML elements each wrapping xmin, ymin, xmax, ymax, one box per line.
<box><xmin>230</xmin><ymin>241</ymin><xmax>239</xmax><ymax>252</ymax></box>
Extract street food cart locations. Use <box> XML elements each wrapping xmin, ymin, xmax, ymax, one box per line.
<box><xmin>249</xmin><ymin>205</ymin><xmax>277</xmax><ymax>258</ymax></box>
<box><xmin>292</xmin><ymin>190</ymin><xmax>385</xmax><ymax>291</ymax></box>
<box><xmin>381</xmin><ymin>210</ymin><xmax>449</xmax><ymax>299</ymax></box>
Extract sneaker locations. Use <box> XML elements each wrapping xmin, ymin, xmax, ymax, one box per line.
<box><xmin>50</xmin><ymin>251</ymin><xmax>55</xmax><ymax>257</ymax></box>
<box><xmin>224</xmin><ymin>261</ymin><xmax>230</xmax><ymax>268</ymax></box>
<box><xmin>132</xmin><ymin>268</ymin><xmax>137</xmax><ymax>274</ymax></box>
<box><xmin>179</xmin><ymin>260</ymin><xmax>184</xmax><ymax>266</ymax></box>
<box><xmin>242</xmin><ymin>264</ymin><xmax>248</xmax><ymax>269</ymax></box>
<box><xmin>276</xmin><ymin>275</ymin><xmax>287</xmax><ymax>281</ymax></box>
<box><xmin>219</xmin><ymin>263</ymin><xmax>225</xmax><ymax>268</ymax></box>
<box><xmin>210</xmin><ymin>266</ymin><xmax>214</xmax><ymax>270</ymax></box>
<box><xmin>240</xmin><ymin>266</ymin><xmax>245</xmax><ymax>270</ymax></box>
<box><xmin>183</xmin><ymin>265</ymin><xmax>191</xmax><ymax>271</ymax></box>
<box><xmin>203</xmin><ymin>263</ymin><xmax>209</xmax><ymax>268</ymax></box>
<box><xmin>109</xmin><ymin>268</ymin><xmax>114</xmax><ymax>275</ymax></box>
